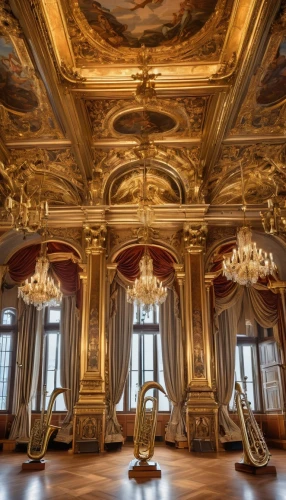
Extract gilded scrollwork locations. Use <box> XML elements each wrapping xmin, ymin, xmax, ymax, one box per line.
<box><xmin>84</xmin><ymin>224</ymin><xmax>107</xmax><ymax>251</ymax></box>
<box><xmin>207</xmin><ymin>144</ymin><xmax>286</xmax><ymax>204</ymax></box>
<box><xmin>5</xmin><ymin>148</ymin><xmax>85</xmax><ymax>206</ymax></box>
<box><xmin>110</xmin><ymin>168</ymin><xmax>180</xmax><ymax>206</ymax></box>
<box><xmin>184</xmin><ymin>223</ymin><xmax>207</xmax><ymax>249</ymax></box>
<box><xmin>0</xmin><ymin>1</ymin><xmax>21</xmax><ymax>37</ymax></box>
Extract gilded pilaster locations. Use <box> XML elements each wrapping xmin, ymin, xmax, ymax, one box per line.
<box><xmin>73</xmin><ymin>225</ymin><xmax>107</xmax><ymax>453</ymax></box>
<box><xmin>184</xmin><ymin>223</ymin><xmax>218</xmax><ymax>451</ymax></box>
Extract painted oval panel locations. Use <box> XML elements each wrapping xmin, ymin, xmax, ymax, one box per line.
<box><xmin>0</xmin><ymin>37</ymin><xmax>38</xmax><ymax>114</ymax></box>
<box><xmin>78</xmin><ymin>0</ymin><xmax>219</xmax><ymax>48</ymax></box>
<box><xmin>113</xmin><ymin>110</ymin><xmax>176</xmax><ymax>135</ymax></box>
<box><xmin>257</xmin><ymin>40</ymin><xmax>286</xmax><ymax>106</ymax></box>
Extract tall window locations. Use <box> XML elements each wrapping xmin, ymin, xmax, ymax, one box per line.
<box><xmin>32</xmin><ymin>304</ymin><xmax>66</xmax><ymax>412</ymax></box>
<box><xmin>117</xmin><ymin>304</ymin><xmax>169</xmax><ymax>412</ymax></box>
<box><xmin>233</xmin><ymin>343</ymin><xmax>259</xmax><ymax>411</ymax></box>
<box><xmin>0</xmin><ymin>308</ymin><xmax>17</xmax><ymax>411</ymax></box>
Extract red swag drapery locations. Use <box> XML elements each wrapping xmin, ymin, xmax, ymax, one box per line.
<box><xmin>116</xmin><ymin>245</ymin><xmax>176</xmax><ymax>282</ymax></box>
<box><xmin>7</xmin><ymin>242</ymin><xmax>81</xmax><ymax>298</ymax></box>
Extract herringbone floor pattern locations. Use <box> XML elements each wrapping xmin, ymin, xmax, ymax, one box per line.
<box><xmin>1</xmin><ymin>444</ymin><xmax>286</xmax><ymax>500</ymax></box>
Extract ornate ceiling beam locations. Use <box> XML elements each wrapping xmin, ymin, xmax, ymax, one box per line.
<box><xmin>9</xmin><ymin>0</ymin><xmax>93</xmax><ymax>182</ymax></box>
<box><xmin>201</xmin><ymin>0</ymin><xmax>281</xmax><ymax>190</ymax></box>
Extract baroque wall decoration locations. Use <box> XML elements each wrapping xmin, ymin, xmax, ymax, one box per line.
<box><xmin>206</xmin><ymin>143</ymin><xmax>286</xmax><ymax>204</ymax></box>
<box><xmin>2</xmin><ymin>149</ymin><xmax>85</xmax><ymax>206</ymax></box>
<box><xmin>92</xmin><ymin>145</ymin><xmax>203</xmax><ymax>206</ymax></box>
<box><xmin>110</xmin><ymin>167</ymin><xmax>180</xmax><ymax>205</ymax></box>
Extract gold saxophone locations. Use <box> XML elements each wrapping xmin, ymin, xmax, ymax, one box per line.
<box><xmin>27</xmin><ymin>386</ymin><xmax>68</xmax><ymax>461</ymax></box>
<box><xmin>133</xmin><ymin>381</ymin><xmax>166</xmax><ymax>462</ymax></box>
<box><xmin>235</xmin><ymin>382</ymin><xmax>270</xmax><ymax>467</ymax></box>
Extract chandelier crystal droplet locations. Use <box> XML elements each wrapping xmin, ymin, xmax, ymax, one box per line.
<box><xmin>18</xmin><ymin>253</ymin><xmax>62</xmax><ymax>310</ymax></box>
<box><xmin>126</xmin><ymin>252</ymin><xmax>167</xmax><ymax>314</ymax></box>
<box><xmin>223</xmin><ymin>226</ymin><xmax>277</xmax><ymax>286</ymax></box>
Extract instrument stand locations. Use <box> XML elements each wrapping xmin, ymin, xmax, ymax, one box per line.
<box><xmin>22</xmin><ymin>459</ymin><xmax>46</xmax><ymax>471</ymax></box>
<box><xmin>128</xmin><ymin>459</ymin><xmax>161</xmax><ymax>478</ymax></box>
<box><xmin>235</xmin><ymin>463</ymin><xmax>277</xmax><ymax>475</ymax></box>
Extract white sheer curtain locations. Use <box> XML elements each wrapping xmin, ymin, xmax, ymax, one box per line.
<box><xmin>105</xmin><ymin>281</ymin><xmax>133</xmax><ymax>443</ymax></box>
<box><xmin>9</xmin><ymin>301</ymin><xmax>43</xmax><ymax>441</ymax></box>
<box><xmin>160</xmin><ymin>288</ymin><xmax>187</xmax><ymax>443</ymax></box>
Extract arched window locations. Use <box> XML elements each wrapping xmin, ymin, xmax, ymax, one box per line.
<box><xmin>0</xmin><ymin>308</ymin><xmax>17</xmax><ymax>411</ymax></box>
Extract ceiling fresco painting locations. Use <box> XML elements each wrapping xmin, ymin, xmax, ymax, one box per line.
<box><xmin>231</xmin><ymin>17</ymin><xmax>286</xmax><ymax>137</ymax></box>
<box><xmin>0</xmin><ymin>36</ymin><xmax>38</xmax><ymax>114</ymax></box>
<box><xmin>113</xmin><ymin>110</ymin><xmax>176</xmax><ymax>135</ymax></box>
<box><xmin>257</xmin><ymin>38</ymin><xmax>286</xmax><ymax>106</ymax></box>
<box><xmin>77</xmin><ymin>0</ymin><xmax>219</xmax><ymax>48</ymax></box>
<box><xmin>0</xmin><ymin>16</ymin><xmax>63</xmax><ymax>141</ymax></box>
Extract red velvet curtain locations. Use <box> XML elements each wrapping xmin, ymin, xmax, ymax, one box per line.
<box><xmin>7</xmin><ymin>243</ymin><xmax>81</xmax><ymax>300</ymax></box>
<box><xmin>116</xmin><ymin>245</ymin><xmax>176</xmax><ymax>282</ymax></box>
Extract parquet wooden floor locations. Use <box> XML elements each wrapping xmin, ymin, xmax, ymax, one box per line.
<box><xmin>1</xmin><ymin>443</ymin><xmax>286</xmax><ymax>500</ymax></box>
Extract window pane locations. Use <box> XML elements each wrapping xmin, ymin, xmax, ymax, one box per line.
<box><xmin>243</xmin><ymin>345</ymin><xmax>253</xmax><ymax>382</ymax></box>
<box><xmin>116</xmin><ymin>393</ymin><xmax>124</xmax><ymax>411</ymax></box>
<box><xmin>143</xmin><ymin>370</ymin><xmax>153</xmax><ymax>383</ymax></box>
<box><xmin>47</xmin><ymin>334</ymin><xmax>58</xmax><ymax>370</ymax></box>
<box><xmin>0</xmin><ymin>334</ymin><xmax>12</xmax><ymax>410</ymax></box>
<box><xmin>131</xmin><ymin>334</ymin><xmax>139</xmax><ymax>370</ymax></box>
<box><xmin>246</xmin><ymin>382</ymin><xmax>255</xmax><ymax>410</ymax></box>
<box><xmin>2</xmin><ymin>309</ymin><xmax>16</xmax><ymax>326</ymax></box>
<box><xmin>48</xmin><ymin>308</ymin><xmax>61</xmax><ymax>323</ymax></box>
<box><xmin>143</xmin><ymin>335</ymin><xmax>153</xmax><ymax>370</ymax></box>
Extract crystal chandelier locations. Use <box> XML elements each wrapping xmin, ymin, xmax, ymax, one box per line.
<box><xmin>223</xmin><ymin>225</ymin><xmax>276</xmax><ymax>286</ymax></box>
<box><xmin>223</xmin><ymin>163</ymin><xmax>277</xmax><ymax>286</ymax></box>
<box><xmin>126</xmin><ymin>143</ymin><xmax>167</xmax><ymax>313</ymax></box>
<box><xmin>127</xmin><ymin>249</ymin><xmax>167</xmax><ymax>314</ymax></box>
<box><xmin>18</xmin><ymin>245</ymin><xmax>62</xmax><ymax>310</ymax></box>
<box><xmin>6</xmin><ymin>186</ymin><xmax>49</xmax><ymax>238</ymax></box>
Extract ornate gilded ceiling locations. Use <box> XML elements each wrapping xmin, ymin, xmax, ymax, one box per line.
<box><xmin>0</xmin><ymin>0</ymin><xmax>285</xmax><ymax>236</ymax></box>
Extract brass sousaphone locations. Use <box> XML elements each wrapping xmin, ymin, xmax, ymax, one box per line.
<box><xmin>235</xmin><ymin>382</ymin><xmax>270</xmax><ymax>469</ymax></box>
